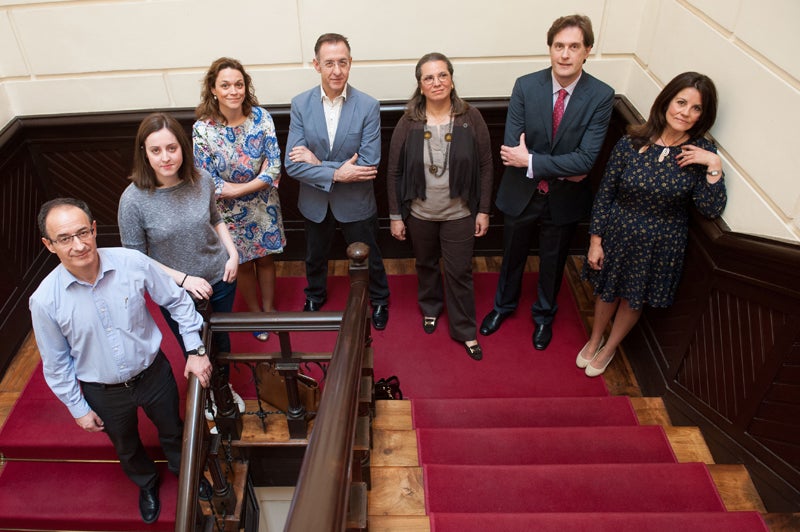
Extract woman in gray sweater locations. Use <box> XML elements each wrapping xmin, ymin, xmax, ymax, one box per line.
<box><xmin>118</xmin><ymin>112</ymin><xmax>244</xmax><ymax>414</ymax></box>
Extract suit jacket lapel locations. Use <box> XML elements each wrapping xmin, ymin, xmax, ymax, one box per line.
<box><xmin>538</xmin><ymin>74</ymin><xmax>555</xmax><ymax>144</ymax></box>
<box><xmin>552</xmin><ymin>74</ymin><xmax>590</xmax><ymax>149</ymax></box>
<box><xmin>331</xmin><ymin>86</ymin><xmax>355</xmax><ymax>159</ymax></box>
<box><xmin>310</xmin><ymin>88</ymin><xmax>331</xmax><ymax>158</ymax></box>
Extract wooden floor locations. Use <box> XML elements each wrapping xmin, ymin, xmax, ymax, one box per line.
<box><xmin>1</xmin><ymin>257</ymin><xmax>796</xmax><ymax>531</ymax></box>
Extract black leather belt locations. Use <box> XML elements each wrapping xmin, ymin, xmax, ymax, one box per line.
<box><xmin>106</xmin><ymin>371</ymin><xmax>146</xmax><ymax>388</ymax></box>
<box><xmin>84</xmin><ymin>365</ymin><xmax>151</xmax><ymax>389</ymax></box>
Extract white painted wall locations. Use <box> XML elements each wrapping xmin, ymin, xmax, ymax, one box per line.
<box><xmin>0</xmin><ymin>0</ymin><xmax>797</xmax><ymax>241</ymax></box>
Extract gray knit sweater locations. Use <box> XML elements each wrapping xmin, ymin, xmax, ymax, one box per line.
<box><xmin>118</xmin><ymin>171</ymin><xmax>229</xmax><ymax>285</ymax></box>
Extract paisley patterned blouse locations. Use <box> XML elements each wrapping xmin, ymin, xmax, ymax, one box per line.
<box><xmin>192</xmin><ymin>106</ymin><xmax>285</xmax><ymax>262</ymax></box>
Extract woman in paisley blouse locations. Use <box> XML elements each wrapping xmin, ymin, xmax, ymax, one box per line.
<box><xmin>579</xmin><ymin>72</ymin><xmax>726</xmax><ymax>377</ymax></box>
<box><xmin>193</xmin><ymin>57</ymin><xmax>285</xmax><ymax>341</ymax></box>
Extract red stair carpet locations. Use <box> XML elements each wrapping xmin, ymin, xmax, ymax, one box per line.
<box><xmin>398</xmin><ymin>274</ymin><xmax>769</xmax><ymax>532</ymax></box>
<box><xmin>0</xmin><ymin>273</ymin><xmax>768</xmax><ymax>530</ymax></box>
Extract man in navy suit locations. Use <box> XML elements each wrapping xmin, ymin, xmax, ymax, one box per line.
<box><xmin>480</xmin><ymin>14</ymin><xmax>614</xmax><ymax>350</ymax></box>
<box><xmin>285</xmin><ymin>32</ymin><xmax>389</xmax><ymax>330</ymax></box>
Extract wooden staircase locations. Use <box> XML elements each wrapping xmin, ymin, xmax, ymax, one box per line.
<box><xmin>2</xmin><ymin>258</ymin><xmax>798</xmax><ymax>530</ymax></box>
<box><xmin>367</xmin><ymin>397</ymin><xmax>792</xmax><ymax>530</ymax></box>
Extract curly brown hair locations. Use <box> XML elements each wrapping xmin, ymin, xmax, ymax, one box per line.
<box><xmin>195</xmin><ymin>57</ymin><xmax>259</xmax><ymax>124</ymax></box>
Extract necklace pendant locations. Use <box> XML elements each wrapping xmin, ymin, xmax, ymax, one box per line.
<box><xmin>658</xmin><ymin>146</ymin><xmax>670</xmax><ymax>163</ymax></box>
<box><xmin>429</xmin><ymin>164</ymin><xmax>439</xmax><ymax>174</ymax></box>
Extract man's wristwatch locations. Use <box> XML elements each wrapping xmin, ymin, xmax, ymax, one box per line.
<box><xmin>187</xmin><ymin>346</ymin><xmax>207</xmax><ymax>357</ymax></box>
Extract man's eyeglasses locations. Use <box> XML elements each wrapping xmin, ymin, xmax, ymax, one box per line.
<box><xmin>421</xmin><ymin>72</ymin><xmax>450</xmax><ymax>86</ymax></box>
<box><xmin>50</xmin><ymin>228</ymin><xmax>94</xmax><ymax>246</ymax></box>
<box><xmin>320</xmin><ymin>59</ymin><xmax>350</xmax><ymax>71</ymax></box>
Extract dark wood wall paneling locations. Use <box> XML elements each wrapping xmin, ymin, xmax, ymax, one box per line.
<box><xmin>3</xmin><ymin>98</ymin><xmax>799</xmax><ymax>511</ymax></box>
<box><xmin>0</xmin><ymin>98</ymin><xmax>624</xmax><ymax>377</ymax></box>
<box><xmin>628</xmin><ymin>216</ymin><xmax>800</xmax><ymax>511</ymax></box>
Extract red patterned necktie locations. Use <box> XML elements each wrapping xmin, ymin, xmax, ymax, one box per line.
<box><xmin>538</xmin><ymin>88</ymin><xmax>569</xmax><ymax>194</ymax></box>
<box><xmin>552</xmin><ymin>88</ymin><xmax>568</xmax><ymax>139</ymax></box>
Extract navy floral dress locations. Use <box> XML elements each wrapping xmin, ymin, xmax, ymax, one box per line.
<box><xmin>583</xmin><ymin>135</ymin><xmax>726</xmax><ymax>309</ymax></box>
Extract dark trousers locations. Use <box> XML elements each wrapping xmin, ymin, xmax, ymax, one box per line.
<box><xmin>304</xmin><ymin>208</ymin><xmax>389</xmax><ymax>306</ymax></box>
<box><xmin>81</xmin><ymin>352</ymin><xmax>182</xmax><ymax>489</ymax></box>
<box><xmin>407</xmin><ymin>215</ymin><xmax>476</xmax><ymax>341</ymax></box>
<box><xmin>493</xmin><ymin>194</ymin><xmax>576</xmax><ymax>325</ymax></box>
<box><xmin>160</xmin><ymin>279</ymin><xmax>236</xmax><ymax>376</ymax></box>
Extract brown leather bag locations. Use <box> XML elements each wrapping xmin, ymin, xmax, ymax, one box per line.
<box><xmin>256</xmin><ymin>363</ymin><xmax>320</xmax><ymax>413</ymax></box>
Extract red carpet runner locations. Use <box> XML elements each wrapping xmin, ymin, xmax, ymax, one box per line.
<box><xmin>0</xmin><ymin>273</ymin><xmax>768</xmax><ymax>530</ymax></box>
<box><xmin>401</xmin><ymin>274</ymin><xmax>768</xmax><ymax>531</ymax></box>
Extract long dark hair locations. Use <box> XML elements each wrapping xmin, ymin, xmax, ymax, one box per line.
<box><xmin>130</xmin><ymin>113</ymin><xmax>198</xmax><ymax>191</ymax></box>
<box><xmin>629</xmin><ymin>71</ymin><xmax>718</xmax><ymax>150</ymax></box>
<box><xmin>404</xmin><ymin>52</ymin><xmax>469</xmax><ymax>121</ymax></box>
<box><xmin>195</xmin><ymin>57</ymin><xmax>259</xmax><ymax>123</ymax></box>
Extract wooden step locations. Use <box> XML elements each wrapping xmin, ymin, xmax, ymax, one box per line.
<box><xmin>227</xmin><ymin>400</ymin><xmax>312</xmax><ymax>446</ymax></box>
<box><xmin>664</xmin><ymin>426</ymin><xmax>714</xmax><ymax>464</ymax></box>
<box><xmin>762</xmin><ymin>512</ymin><xmax>800</xmax><ymax>532</ymax></box>
<box><xmin>630</xmin><ymin>396</ymin><xmax>673</xmax><ymax>426</ymax></box>
<box><xmin>373</xmin><ymin>399</ymin><xmax>412</xmax><ymax>430</ymax></box>
<box><xmin>709</xmin><ymin>464</ymin><xmax>767</xmax><ymax>512</ymax></box>
<box><xmin>368</xmin><ymin>515</ymin><xmax>430</xmax><ymax>531</ymax></box>
<box><xmin>373</xmin><ymin>429</ymin><xmax>418</xmax><ymax>467</ymax></box>
<box><xmin>368</xmin><ymin>466</ymin><xmax>425</xmax><ymax>517</ymax></box>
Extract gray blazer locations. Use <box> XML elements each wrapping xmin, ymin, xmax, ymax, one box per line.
<box><xmin>284</xmin><ymin>84</ymin><xmax>381</xmax><ymax>223</ymax></box>
<box><xmin>495</xmin><ymin>68</ymin><xmax>614</xmax><ymax>225</ymax></box>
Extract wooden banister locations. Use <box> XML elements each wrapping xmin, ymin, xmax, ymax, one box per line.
<box><xmin>174</xmin><ymin>243</ymin><xmax>372</xmax><ymax>530</ymax></box>
<box><xmin>284</xmin><ymin>243</ymin><xmax>371</xmax><ymax>531</ymax></box>
<box><xmin>175</xmin><ymin>325</ymin><xmax>212</xmax><ymax>531</ymax></box>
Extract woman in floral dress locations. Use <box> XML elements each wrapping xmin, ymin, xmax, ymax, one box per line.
<box><xmin>193</xmin><ymin>57</ymin><xmax>285</xmax><ymax>341</ymax></box>
<box><xmin>579</xmin><ymin>72</ymin><xmax>727</xmax><ymax>377</ymax></box>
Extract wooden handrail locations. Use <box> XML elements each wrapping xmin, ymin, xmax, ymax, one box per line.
<box><xmin>210</xmin><ymin>311</ymin><xmax>344</xmax><ymax>332</ymax></box>
<box><xmin>174</xmin><ymin>243</ymin><xmax>371</xmax><ymax>530</ymax></box>
<box><xmin>284</xmin><ymin>243</ymin><xmax>370</xmax><ymax>531</ymax></box>
<box><xmin>175</xmin><ymin>326</ymin><xmax>210</xmax><ymax>531</ymax></box>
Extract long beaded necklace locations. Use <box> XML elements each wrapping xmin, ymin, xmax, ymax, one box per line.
<box><xmin>423</xmin><ymin>115</ymin><xmax>454</xmax><ymax>177</ymax></box>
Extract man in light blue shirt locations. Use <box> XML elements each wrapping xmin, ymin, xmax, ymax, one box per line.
<box><xmin>29</xmin><ymin>197</ymin><xmax>212</xmax><ymax>524</ymax></box>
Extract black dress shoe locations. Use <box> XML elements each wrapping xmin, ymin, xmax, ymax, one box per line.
<box><xmin>463</xmin><ymin>342</ymin><xmax>483</xmax><ymax>361</ymax></box>
<box><xmin>533</xmin><ymin>323</ymin><xmax>553</xmax><ymax>351</ymax></box>
<box><xmin>303</xmin><ymin>298</ymin><xmax>324</xmax><ymax>312</ymax></box>
<box><xmin>139</xmin><ymin>484</ymin><xmax>160</xmax><ymax>524</ymax></box>
<box><xmin>422</xmin><ymin>316</ymin><xmax>438</xmax><ymax>334</ymax></box>
<box><xmin>480</xmin><ymin>310</ymin><xmax>509</xmax><ymax>336</ymax></box>
<box><xmin>372</xmin><ymin>304</ymin><xmax>389</xmax><ymax>330</ymax></box>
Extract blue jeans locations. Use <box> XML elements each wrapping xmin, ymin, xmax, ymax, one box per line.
<box><xmin>160</xmin><ymin>279</ymin><xmax>236</xmax><ymax>363</ymax></box>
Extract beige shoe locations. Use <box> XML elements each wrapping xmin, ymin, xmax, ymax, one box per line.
<box><xmin>585</xmin><ymin>347</ymin><xmax>616</xmax><ymax>377</ymax></box>
<box><xmin>576</xmin><ymin>336</ymin><xmax>605</xmax><ymax>368</ymax></box>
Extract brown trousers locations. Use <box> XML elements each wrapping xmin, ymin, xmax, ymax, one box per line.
<box><xmin>406</xmin><ymin>215</ymin><xmax>476</xmax><ymax>342</ymax></box>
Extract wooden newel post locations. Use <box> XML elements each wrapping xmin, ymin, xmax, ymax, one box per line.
<box><xmin>347</xmin><ymin>242</ymin><xmax>370</xmax><ymax>286</ymax></box>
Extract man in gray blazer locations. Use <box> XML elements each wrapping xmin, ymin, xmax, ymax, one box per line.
<box><xmin>480</xmin><ymin>14</ymin><xmax>614</xmax><ymax>350</ymax></box>
<box><xmin>285</xmin><ymin>32</ymin><xmax>389</xmax><ymax>329</ymax></box>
